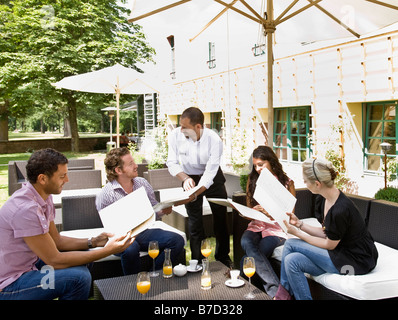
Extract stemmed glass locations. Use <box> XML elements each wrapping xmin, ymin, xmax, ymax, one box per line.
<box><xmin>136</xmin><ymin>271</ymin><xmax>151</xmax><ymax>295</ymax></box>
<box><xmin>200</xmin><ymin>238</ymin><xmax>212</xmax><ymax>261</ymax></box>
<box><xmin>243</xmin><ymin>257</ymin><xmax>256</xmax><ymax>299</ymax></box>
<box><xmin>148</xmin><ymin>240</ymin><xmax>160</xmax><ymax>277</ymax></box>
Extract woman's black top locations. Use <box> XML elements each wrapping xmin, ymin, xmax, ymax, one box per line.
<box><xmin>315</xmin><ymin>191</ymin><xmax>378</xmax><ymax>275</ymax></box>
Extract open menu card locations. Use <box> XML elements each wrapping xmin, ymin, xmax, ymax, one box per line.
<box><xmin>153</xmin><ymin>185</ymin><xmax>201</xmax><ymax>211</ymax></box>
<box><xmin>207</xmin><ymin>198</ymin><xmax>275</xmax><ymax>224</ymax></box>
<box><xmin>253</xmin><ymin>167</ymin><xmax>297</xmax><ymax>233</ymax></box>
<box><xmin>99</xmin><ymin>187</ymin><xmax>155</xmax><ymax>237</ymax></box>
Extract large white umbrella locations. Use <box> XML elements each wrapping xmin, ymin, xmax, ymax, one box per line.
<box><xmin>128</xmin><ymin>0</ymin><xmax>398</xmax><ymax>146</ymax></box>
<box><xmin>53</xmin><ymin>64</ymin><xmax>159</xmax><ymax>147</ymax></box>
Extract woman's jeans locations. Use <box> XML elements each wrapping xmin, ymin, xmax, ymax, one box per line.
<box><xmin>280</xmin><ymin>238</ymin><xmax>339</xmax><ymax>300</ymax></box>
<box><xmin>241</xmin><ymin>230</ymin><xmax>285</xmax><ymax>298</ymax></box>
<box><xmin>0</xmin><ymin>260</ymin><xmax>91</xmax><ymax>300</ymax></box>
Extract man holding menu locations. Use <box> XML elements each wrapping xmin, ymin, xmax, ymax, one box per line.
<box><xmin>167</xmin><ymin>107</ymin><xmax>232</xmax><ymax>267</ymax></box>
<box><xmin>96</xmin><ymin>147</ymin><xmax>185</xmax><ymax>275</ymax></box>
<box><xmin>0</xmin><ymin>148</ymin><xmax>133</xmax><ymax>300</ymax></box>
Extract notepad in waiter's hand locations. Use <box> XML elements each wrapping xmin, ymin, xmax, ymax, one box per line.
<box><xmin>99</xmin><ymin>187</ymin><xmax>155</xmax><ymax>237</ymax></box>
<box><xmin>153</xmin><ymin>185</ymin><xmax>201</xmax><ymax>211</ymax></box>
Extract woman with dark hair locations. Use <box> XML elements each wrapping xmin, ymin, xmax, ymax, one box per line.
<box><xmin>241</xmin><ymin>146</ymin><xmax>295</xmax><ymax>298</ymax></box>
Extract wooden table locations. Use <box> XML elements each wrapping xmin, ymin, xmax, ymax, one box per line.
<box><xmin>93</xmin><ymin>261</ymin><xmax>270</xmax><ymax>301</ymax></box>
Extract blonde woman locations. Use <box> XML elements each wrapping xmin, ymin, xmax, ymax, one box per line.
<box><xmin>275</xmin><ymin>158</ymin><xmax>378</xmax><ymax>300</ymax></box>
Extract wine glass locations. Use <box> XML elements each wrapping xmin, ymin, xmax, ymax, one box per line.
<box><xmin>148</xmin><ymin>240</ymin><xmax>160</xmax><ymax>277</ymax></box>
<box><xmin>243</xmin><ymin>257</ymin><xmax>256</xmax><ymax>299</ymax></box>
<box><xmin>136</xmin><ymin>271</ymin><xmax>151</xmax><ymax>295</ymax></box>
<box><xmin>200</xmin><ymin>238</ymin><xmax>212</xmax><ymax>260</ymax></box>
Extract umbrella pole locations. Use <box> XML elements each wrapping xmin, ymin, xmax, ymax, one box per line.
<box><xmin>116</xmin><ymin>89</ymin><xmax>120</xmax><ymax>148</ymax></box>
<box><xmin>265</xmin><ymin>0</ymin><xmax>275</xmax><ymax>147</ymax></box>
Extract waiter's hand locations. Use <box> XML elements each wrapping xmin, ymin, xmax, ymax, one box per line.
<box><xmin>183</xmin><ymin>177</ymin><xmax>196</xmax><ymax>191</ymax></box>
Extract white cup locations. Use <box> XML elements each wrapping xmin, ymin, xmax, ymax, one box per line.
<box><xmin>189</xmin><ymin>259</ymin><xmax>198</xmax><ymax>270</ymax></box>
<box><xmin>230</xmin><ymin>269</ymin><xmax>240</xmax><ymax>283</ymax></box>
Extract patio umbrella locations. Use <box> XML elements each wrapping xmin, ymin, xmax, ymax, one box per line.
<box><xmin>53</xmin><ymin>64</ymin><xmax>159</xmax><ymax>147</ymax></box>
<box><xmin>128</xmin><ymin>0</ymin><xmax>398</xmax><ymax>146</ymax></box>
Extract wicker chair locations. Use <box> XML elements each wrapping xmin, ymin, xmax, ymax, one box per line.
<box><xmin>145</xmin><ymin>168</ymin><xmax>181</xmax><ymax>190</ymax></box>
<box><xmin>8</xmin><ymin>158</ymin><xmax>97</xmax><ymax>195</ymax></box>
<box><xmin>62</xmin><ymin>169</ymin><xmax>102</xmax><ymax>190</ymax></box>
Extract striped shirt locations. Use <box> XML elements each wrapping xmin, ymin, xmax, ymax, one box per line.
<box><xmin>95</xmin><ymin>177</ymin><xmax>161</xmax><ymax>219</ymax></box>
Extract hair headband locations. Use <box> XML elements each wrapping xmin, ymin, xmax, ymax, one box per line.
<box><xmin>312</xmin><ymin>159</ymin><xmax>320</xmax><ymax>182</ymax></box>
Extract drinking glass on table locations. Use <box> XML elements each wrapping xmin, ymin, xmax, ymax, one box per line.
<box><xmin>243</xmin><ymin>257</ymin><xmax>256</xmax><ymax>299</ymax></box>
<box><xmin>136</xmin><ymin>272</ymin><xmax>151</xmax><ymax>295</ymax></box>
<box><xmin>148</xmin><ymin>240</ymin><xmax>160</xmax><ymax>277</ymax></box>
<box><xmin>200</xmin><ymin>239</ymin><xmax>212</xmax><ymax>260</ymax></box>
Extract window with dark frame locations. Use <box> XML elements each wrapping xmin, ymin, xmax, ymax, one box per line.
<box><xmin>274</xmin><ymin>106</ymin><xmax>311</xmax><ymax>163</ymax></box>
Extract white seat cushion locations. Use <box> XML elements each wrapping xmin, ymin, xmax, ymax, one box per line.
<box><xmin>60</xmin><ymin>221</ymin><xmax>187</xmax><ymax>263</ymax></box>
<box><xmin>271</xmin><ymin>218</ymin><xmax>398</xmax><ymax>300</ymax></box>
<box><xmin>311</xmin><ymin>242</ymin><xmax>398</xmax><ymax>300</ymax></box>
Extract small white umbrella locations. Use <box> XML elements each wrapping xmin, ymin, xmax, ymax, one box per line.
<box><xmin>53</xmin><ymin>64</ymin><xmax>159</xmax><ymax>147</ymax></box>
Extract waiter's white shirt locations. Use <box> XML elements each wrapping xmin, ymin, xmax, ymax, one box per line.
<box><xmin>167</xmin><ymin>127</ymin><xmax>223</xmax><ymax>189</ymax></box>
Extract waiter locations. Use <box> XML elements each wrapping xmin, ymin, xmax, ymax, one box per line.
<box><xmin>167</xmin><ymin>107</ymin><xmax>232</xmax><ymax>267</ymax></box>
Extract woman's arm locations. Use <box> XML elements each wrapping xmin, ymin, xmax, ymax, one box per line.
<box><xmin>284</xmin><ymin>215</ymin><xmax>340</xmax><ymax>250</ymax></box>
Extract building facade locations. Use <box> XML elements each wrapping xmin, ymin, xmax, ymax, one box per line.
<box><xmin>157</xmin><ymin>29</ymin><xmax>398</xmax><ymax>197</ymax></box>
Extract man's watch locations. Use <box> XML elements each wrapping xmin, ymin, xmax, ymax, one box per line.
<box><xmin>87</xmin><ymin>237</ymin><xmax>94</xmax><ymax>248</ymax></box>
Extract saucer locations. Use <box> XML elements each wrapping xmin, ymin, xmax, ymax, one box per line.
<box><xmin>187</xmin><ymin>265</ymin><xmax>202</xmax><ymax>272</ymax></box>
<box><xmin>225</xmin><ymin>279</ymin><xmax>244</xmax><ymax>288</ymax></box>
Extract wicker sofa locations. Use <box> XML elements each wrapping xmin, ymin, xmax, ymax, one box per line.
<box><xmin>232</xmin><ymin>189</ymin><xmax>398</xmax><ymax>300</ymax></box>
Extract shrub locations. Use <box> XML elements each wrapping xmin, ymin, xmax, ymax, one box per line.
<box><xmin>374</xmin><ymin>187</ymin><xmax>398</xmax><ymax>203</ymax></box>
<box><xmin>239</xmin><ymin>174</ymin><xmax>248</xmax><ymax>192</ymax></box>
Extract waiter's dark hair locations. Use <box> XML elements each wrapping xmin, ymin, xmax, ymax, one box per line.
<box><xmin>181</xmin><ymin>107</ymin><xmax>204</xmax><ymax>127</ymax></box>
<box><xmin>26</xmin><ymin>148</ymin><xmax>68</xmax><ymax>183</ymax></box>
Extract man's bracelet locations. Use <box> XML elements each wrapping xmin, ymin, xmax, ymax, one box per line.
<box><xmin>87</xmin><ymin>237</ymin><xmax>94</xmax><ymax>248</ymax></box>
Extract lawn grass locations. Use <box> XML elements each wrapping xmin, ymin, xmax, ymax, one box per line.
<box><xmin>0</xmin><ymin>151</ymin><xmax>103</xmax><ymax>207</ymax></box>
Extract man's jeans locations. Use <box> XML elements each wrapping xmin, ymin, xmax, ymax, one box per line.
<box><xmin>115</xmin><ymin>228</ymin><xmax>185</xmax><ymax>275</ymax></box>
<box><xmin>0</xmin><ymin>260</ymin><xmax>91</xmax><ymax>300</ymax></box>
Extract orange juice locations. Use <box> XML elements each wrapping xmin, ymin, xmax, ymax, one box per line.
<box><xmin>201</xmin><ymin>248</ymin><xmax>212</xmax><ymax>257</ymax></box>
<box><xmin>163</xmin><ymin>265</ymin><xmax>173</xmax><ymax>276</ymax></box>
<box><xmin>243</xmin><ymin>267</ymin><xmax>255</xmax><ymax>278</ymax></box>
<box><xmin>201</xmin><ymin>275</ymin><xmax>211</xmax><ymax>290</ymax></box>
<box><xmin>137</xmin><ymin>281</ymin><xmax>151</xmax><ymax>294</ymax></box>
<box><xmin>148</xmin><ymin>249</ymin><xmax>159</xmax><ymax>259</ymax></box>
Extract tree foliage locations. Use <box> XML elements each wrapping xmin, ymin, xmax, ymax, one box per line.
<box><xmin>0</xmin><ymin>0</ymin><xmax>154</xmax><ymax>150</ymax></box>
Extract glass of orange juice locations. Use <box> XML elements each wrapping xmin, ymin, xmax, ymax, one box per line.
<box><xmin>136</xmin><ymin>272</ymin><xmax>151</xmax><ymax>295</ymax></box>
<box><xmin>201</xmin><ymin>239</ymin><xmax>212</xmax><ymax>260</ymax></box>
<box><xmin>148</xmin><ymin>240</ymin><xmax>159</xmax><ymax>277</ymax></box>
<box><xmin>243</xmin><ymin>257</ymin><xmax>256</xmax><ymax>299</ymax></box>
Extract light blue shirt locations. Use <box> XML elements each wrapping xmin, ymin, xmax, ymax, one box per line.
<box><xmin>167</xmin><ymin>127</ymin><xmax>223</xmax><ymax>189</ymax></box>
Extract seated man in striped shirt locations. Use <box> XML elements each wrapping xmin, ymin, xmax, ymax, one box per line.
<box><xmin>96</xmin><ymin>147</ymin><xmax>185</xmax><ymax>275</ymax></box>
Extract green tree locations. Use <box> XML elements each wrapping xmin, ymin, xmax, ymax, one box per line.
<box><xmin>0</xmin><ymin>0</ymin><xmax>154</xmax><ymax>151</ymax></box>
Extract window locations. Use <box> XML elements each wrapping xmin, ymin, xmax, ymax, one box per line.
<box><xmin>364</xmin><ymin>101</ymin><xmax>397</xmax><ymax>172</ymax></box>
<box><xmin>207</xmin><ymin>42</ymin><xmax>216</xmax><ymax>69</ymax></box>
<box><xmin>210</xmin><ymin>112</ymin><xmax>222</xmax><ymax>135</ymax></box>
<box><xmin>274</xmin><ymin>106</ymin><xmax>311</xmax><ymax>162</ymax></box>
